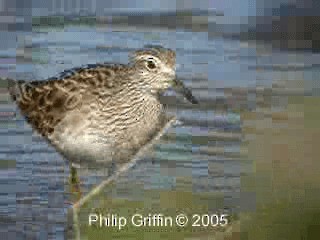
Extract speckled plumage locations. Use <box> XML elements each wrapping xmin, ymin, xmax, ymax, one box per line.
<box><xmin>7</xmin><ymin>46</ymin><xmax>195</xmax><ymax>166</ymax></box>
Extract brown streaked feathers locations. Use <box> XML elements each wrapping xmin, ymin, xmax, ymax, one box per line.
<box><xmin>7</xmin><ymin>46</ymin><xmax>196</xmax><ymax>165</ymax></box>
<box><xmin>8</xmin><ymin>64</ymin><xmax>128</xmax><ymax>137</ymax></box>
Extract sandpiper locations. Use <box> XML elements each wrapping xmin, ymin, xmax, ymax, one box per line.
<box><xmin>7</xmin><ymin>46</ymin><xmax>198</xmax><ymax>167</ymax></box>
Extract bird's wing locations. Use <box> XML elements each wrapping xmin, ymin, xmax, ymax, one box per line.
<box><xmin>6</xmin><ymin>64</ymin><xmax>127</xmax><ymax>137</ymax></box>
<box><xmin>8</xmin><ymin>77</ymin><xmax>86</xmax><ymax>137</ymax></box>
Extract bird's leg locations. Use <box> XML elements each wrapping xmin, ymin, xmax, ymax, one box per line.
<box><xmin>68</xmin><ymin>163</ymin><xmax>82</xmax><ymax>203</ymax></box>
<box><xmin>109</xmin><ymin>161</ymin><xmax>117</xmax><ymax>176</ymax></box>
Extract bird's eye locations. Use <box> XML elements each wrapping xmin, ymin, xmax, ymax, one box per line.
<box><xmin>146</xmin><ymin>60</ymin><xmax>156</xmax><ymax>70</ymax></box>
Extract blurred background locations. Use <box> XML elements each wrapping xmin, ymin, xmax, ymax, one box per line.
<box><xmin>0</xmin><ymin>0</ymin><xmax>319</xmax><ymax>240</ymax></box>
<box><xmin>1</xmin><ymin>0</ymin><xmax>319</xmax><ymax>51</ymax></box>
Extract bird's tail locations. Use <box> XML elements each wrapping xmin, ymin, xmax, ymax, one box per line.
<box><xmin>4</xmin><ymin>78</ymin><xmax>26</xmax><ymax>102</ymax></box>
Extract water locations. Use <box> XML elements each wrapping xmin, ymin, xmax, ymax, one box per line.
<box><xmin>0</xmin><ymin>24</ymin><xmax>317</xmax><ymax>239</ymax></box>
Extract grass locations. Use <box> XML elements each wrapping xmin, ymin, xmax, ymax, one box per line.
<box><xmin>78</xmin><ymin>188</ymin><xmax>237</xmax><ymax>240</ymax></box>
<box><xmin>0</xmin><ymin>159</ymin><xmax>16</xmax><ymax>169</ymax></box>
<box><xmin>238</xmin><ymin>95</ymin><xmax>320</xmax><ymax>240</ymax></box>
<box><xmin>32</xmin><ymin>16</ymin><xmax>97</xmax><ymax>27</ymax></box>
<box><xmin>72</xmin><ymin>95</ymin><xmax>320</xmax><ymax>239</ymax></box>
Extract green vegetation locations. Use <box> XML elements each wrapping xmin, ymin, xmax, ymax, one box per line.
<box><xmin>239</xmin><ymin>96</ymin><xmax>320</xmax><ymax>240</ymax></box>
<box><xmin>0</xmin><ymin>159</ymin><xmax>16</xmax><ymax>169</ymax></box>
<box><xmin>73</xmin><ymin>95</ymin><xmax>320</xmax><ymax>239</ymax></box>
<box><xmin>78</xmin><ymin>187</ymin><xmax>236</xmax><ymax>240</ymax></box>
<box><xmin>32</xmin><ymin>16</ymin><xmax>97</xmax><ymax>27</ymax></box>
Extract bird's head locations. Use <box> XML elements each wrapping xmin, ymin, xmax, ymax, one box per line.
<box><xmin>130</xmin><ymin>46</ymin><xmax>198</xmax><ymax>104</ymax></box>
<box><xmin>130</xmin><ymin>46</ymin><xmax>176</xmax><ymax>91</ymax></box>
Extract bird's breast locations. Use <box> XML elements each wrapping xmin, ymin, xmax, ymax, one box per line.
<box><xmin>114</xmin><ymin>98</ymin><xmax>166</xmax><ymax>153</ymax></box>
<box><xmin>46</xmin><ymin>95</ymin><xmax>165</xmax><ymax>164</ymax></box>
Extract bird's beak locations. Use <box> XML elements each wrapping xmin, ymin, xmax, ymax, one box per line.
<box><xmin>172</xmin><ymin>78</ymin><xmax>198</xmax><ymax>104</ymax></box>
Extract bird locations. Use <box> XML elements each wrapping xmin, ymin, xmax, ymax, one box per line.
<box><xmin>6</xmin><ymin>46</ymin><xmax>198</xmax><ymax>170</ymax></box>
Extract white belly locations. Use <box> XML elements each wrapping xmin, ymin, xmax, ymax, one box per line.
<box><xmin>48</xmin><ymin>112</ymin><xmax>114</xmax><ymax>166</ymax></box>
<box><xmin>47</xmin><ymin>100</ymin><xmax>166</xmax><ymax>166</ymax></box>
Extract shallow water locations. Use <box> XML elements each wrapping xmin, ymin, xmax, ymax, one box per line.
<box><xmin>0</xmin><ymin>25</ymin><xmax>318</xmax><ymax>239</ymax></box>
